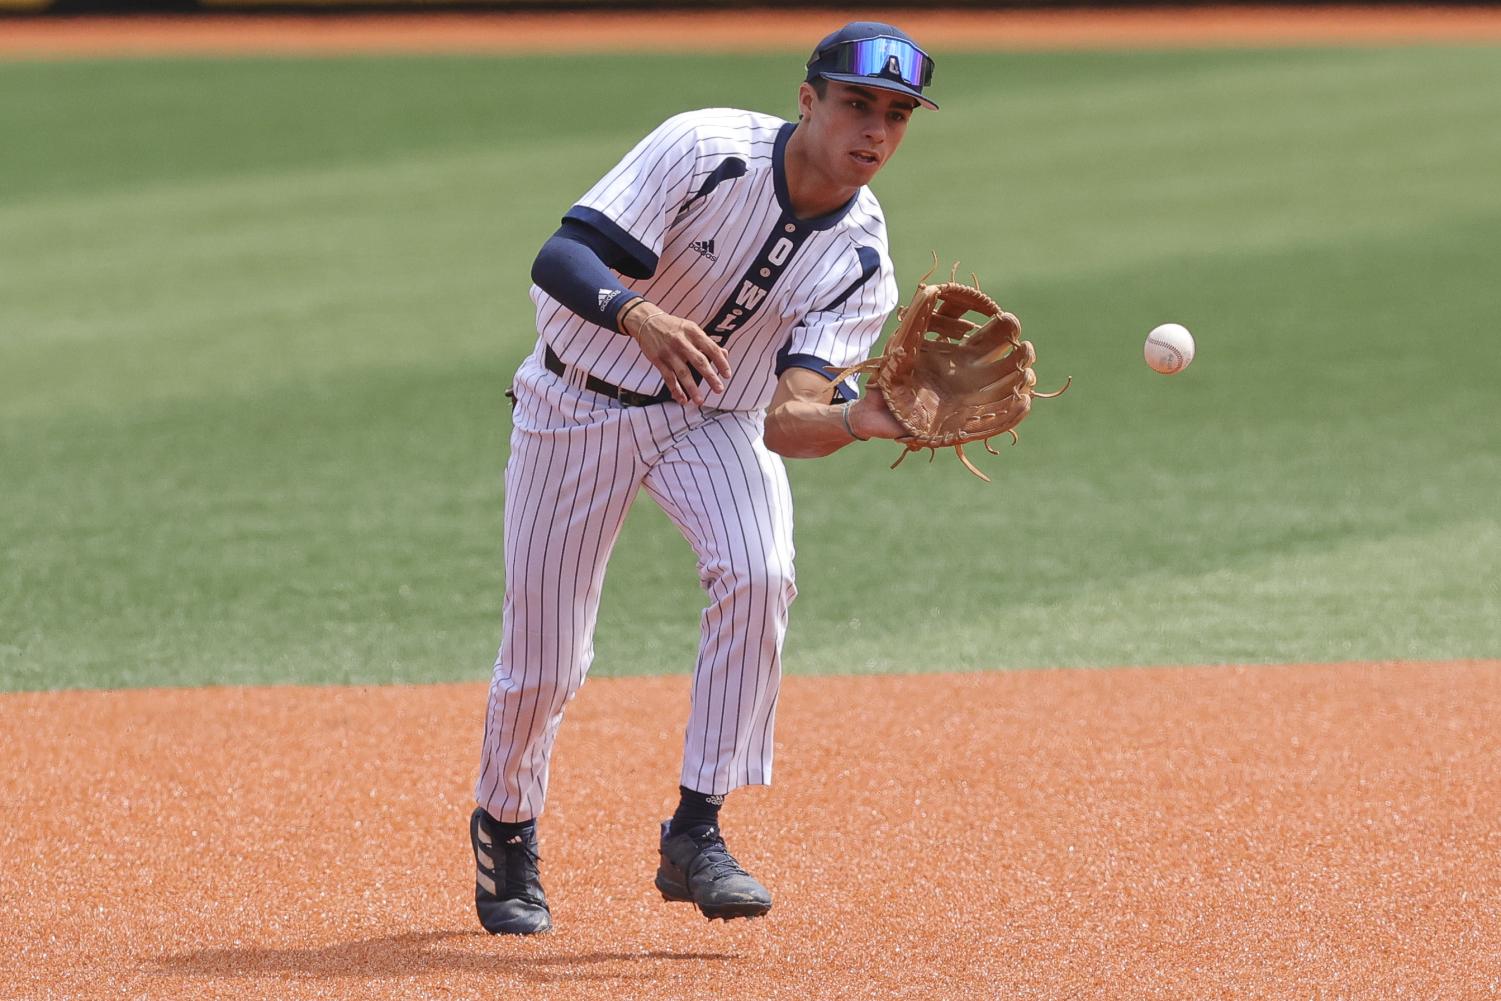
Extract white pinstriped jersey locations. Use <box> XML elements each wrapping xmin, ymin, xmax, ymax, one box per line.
<box><xmin>531</xmin><ymin>108</ymin><xmax>900</xmax><ymax>411</ymax></box>
<box><xmin>477</xmin><ymin>108</ymin><xmax>909</xmax><ymax>824</ymax></box>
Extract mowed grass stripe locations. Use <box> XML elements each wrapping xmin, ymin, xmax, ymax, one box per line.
<box><xmin>806</xmin><ymin>520</ymin><xmax>1501</xmax><ymax>672</ymax></box>
<box><xmin>7</xmin><ymin>48</ymin><xmax>1499</xmax><ymax>414</ymax></box>
<box><xmin>0</xmin><ymin>144</ymin><xmax>595</xmax><ymax>419</ymax></box>
<box><xmin>2</xmin><ymin>47</ymin><xmax>1498</xmax><ymax>691</ymax></box>
<box><xmin>893</xmin><ymin>48</ymin><xmax>1501</xmax><ymax>281</ymax></box>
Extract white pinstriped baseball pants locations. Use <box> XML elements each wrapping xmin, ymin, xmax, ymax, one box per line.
<box><xmin>475</xmin><ymin>344</ymin><xmax>796</xmax><ymax>823</ymax></box>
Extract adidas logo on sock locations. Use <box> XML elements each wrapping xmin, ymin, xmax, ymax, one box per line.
<box><xmin>689</xmin><ymin>240</ymin><xmax>718</xmax><ymax>262</ymax></box>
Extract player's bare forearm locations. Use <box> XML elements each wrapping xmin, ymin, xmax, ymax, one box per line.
<box><xmin>764</xmin><ymin>371</ymin><xmax>905</xmax><ymax>458</ymax></box>
<box><xmin>764</xmin><ymin>398</ymin><xmax>859</xmax><ymax>458</ymax></box>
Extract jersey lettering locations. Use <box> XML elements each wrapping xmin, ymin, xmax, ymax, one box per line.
<box><xmin>735</xmin><ymin>281</ymin><xmax>768</xmax><ymax>310</ymax></box>
<box><xmin>706</xmin><ymin>214</ymin><xmax>811</xmax><ymax>339</ymax></box>
<box><xmin>713</xmin><ymin>308</ymin><xmax>745</xmax><ymax>336</ymax></box>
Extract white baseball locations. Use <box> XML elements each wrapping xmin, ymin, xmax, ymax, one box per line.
<box><xmin>1144</xmin><ymin>323</ymin><xmax>1195</xmax><ymax>375</ymax></box>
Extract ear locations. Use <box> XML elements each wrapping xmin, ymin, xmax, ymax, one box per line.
<box><xmin>797</xmin><ymin>82</ymin><xmax>818</xmax><ymax>122</ymax></box>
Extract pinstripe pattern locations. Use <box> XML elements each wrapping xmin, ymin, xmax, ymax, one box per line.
<box><xmin>643</xmin><ymin>409</ymin><xmax>795</xmax><ymax>793</ymax></box>
<box><xmin>477</xmin><ymin>107</ymin><xmax>898</xmax><ymax>822</ymax></box>
<box><xmin>476</xmin><ymin>346</ymin><xmax>796</xmax><ymax>819</ymax></box>
<box><xmin>534</xmin><ymin>109</ymin><xmax>899</xmax><ymax>409</ymax></box>
<box><xmin>476</xmin><ymin>348</ymin><xmax>646</xmax><ymax>820</ymax></box>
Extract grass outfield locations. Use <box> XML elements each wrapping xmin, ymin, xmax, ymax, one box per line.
<box><xmin>2</xmin><ymin>47</ymin><xmax>1498</xmax><ymax>691</ymax></box>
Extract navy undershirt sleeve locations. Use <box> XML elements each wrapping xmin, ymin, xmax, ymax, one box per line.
<box><xmin>530</xmin><ymin>219</ymin><xmax>644</xmax><ymax>332</ymax></box>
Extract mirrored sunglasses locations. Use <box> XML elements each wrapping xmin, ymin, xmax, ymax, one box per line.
<box><xmin>818</xmin><ymin>36</ymin><xmax>934</xmax><ymax>89</ymax></box>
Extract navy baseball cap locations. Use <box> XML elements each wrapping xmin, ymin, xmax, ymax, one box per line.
<box><xmin>805</xmin><ymin>21</ymin><xmax>939</xmax><ymax>111</ymax></box>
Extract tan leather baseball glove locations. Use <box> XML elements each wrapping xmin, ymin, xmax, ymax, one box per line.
<box><xmin>834</xmin><ymin>262</ymin><xmax>1070</xmax><ymax>481</ymax></box>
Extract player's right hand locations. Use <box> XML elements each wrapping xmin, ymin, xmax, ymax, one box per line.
<box><xmin>621</xmin><ymin>301</ymin><xmax>733</xmax><ymax>406</ymax></box>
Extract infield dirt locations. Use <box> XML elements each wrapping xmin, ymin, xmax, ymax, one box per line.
<box><xmin>5</xmin><ymin>5</ymin><xmax>1501</xmax><ymax>57</ymax></box>
<box><xmin>4</xmin><ymin>662</ymin><xmax>1500</xmax><ymax>999</ymax></box>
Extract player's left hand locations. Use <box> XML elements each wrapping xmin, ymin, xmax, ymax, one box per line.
<box><xmin>847</xmin><ymin>387</ymin><xmax>908</xmax><ymax>441</ymax></box>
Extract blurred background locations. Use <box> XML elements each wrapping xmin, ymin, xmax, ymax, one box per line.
<box><xmin>2</xmin><ymin>3</ymin><xmax>1498</xmax><ymax>692</ymax></box>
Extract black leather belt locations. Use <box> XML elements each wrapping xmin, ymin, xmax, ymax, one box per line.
<box><xmin>544</xmin><ymin>345</ymin><xmax>673</xmax><ymax>407</ymax></box>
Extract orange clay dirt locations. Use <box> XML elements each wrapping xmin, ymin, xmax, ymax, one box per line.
<box><xmin>4</xmin><ymin>6</ymin><xmax>1501</xmax><ymax>57</ymax></box>
<box><xmin>4</xmin><ymin>9</ymin><xmax>1501</xmax><ymax>999</ymax></box>
<box><xmin>3</xmin><ymin>664</ymin><xmax>1500</xmax><ymax>1000</ymax></box>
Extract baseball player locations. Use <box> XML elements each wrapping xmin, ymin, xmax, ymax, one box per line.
<box><xmin>471</xmin><ymin>21</ymin><xmax>938</xmax><ymax>934</ymax></box>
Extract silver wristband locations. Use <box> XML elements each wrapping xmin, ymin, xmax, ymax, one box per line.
<box><xmin>840</xmin><ymin>400</ymin><xmax>868</xmax><ymax>441</ymax></box>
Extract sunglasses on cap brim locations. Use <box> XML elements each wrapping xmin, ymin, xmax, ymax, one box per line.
<box><xmin>814</xmin><ymin>36</ymin><xmax>935</xmax><ymax>90</ymax></box>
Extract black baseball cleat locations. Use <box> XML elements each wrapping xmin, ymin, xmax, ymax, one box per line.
<box><xmin>655</xmin><ymin>821</ymin><xmax>772</xmax><ymax>921</ymax></box>
<box><xmin>470</xmin><ymin>808</ymin><xmax>552</xmax><ymax>935</ymax></box>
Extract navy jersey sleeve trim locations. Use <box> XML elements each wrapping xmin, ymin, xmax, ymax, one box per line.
<box><xmin>774</xmin><ymin>351</ymin><xmax>858</xmax><ymax>402</ymax></box>
<box><xmin>817</xmin><ymin>245</ymin><xmax>883</xmax><ymax>313</ymax></box>
<box><xmin>563</xmin><ymin>205</ymin><xmax>659</xmax><ymax>279</ymax></box>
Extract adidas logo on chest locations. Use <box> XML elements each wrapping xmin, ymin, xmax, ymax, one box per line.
<box><xmin>688</xmin><ymin>240</ymin><xmax>718</xmax><ymax>263</ymax></box>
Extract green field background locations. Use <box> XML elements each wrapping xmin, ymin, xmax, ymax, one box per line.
<box><xmin>2</xmin><ymin>46</ymin><xmax>1499</xmax><ymax>691</ymax></box>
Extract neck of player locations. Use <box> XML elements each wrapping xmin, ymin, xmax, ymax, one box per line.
<box><xmin>783</xmin><ymin>127</ymin><xmax>859</xmax><ymax>220</ymax></box>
